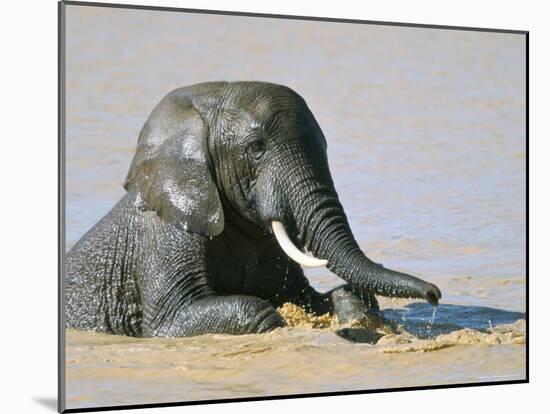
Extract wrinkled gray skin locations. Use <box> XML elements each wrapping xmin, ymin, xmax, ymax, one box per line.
<box><xmin>66</xmin><ymin>82</ymin><xmax>441</xmax><ymax>337</ymax></box>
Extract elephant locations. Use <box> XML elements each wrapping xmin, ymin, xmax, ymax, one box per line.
<box><xmin>65</xmin><ymin>81</ymin><xmax>441</xmax><ymax>338</ymax></box>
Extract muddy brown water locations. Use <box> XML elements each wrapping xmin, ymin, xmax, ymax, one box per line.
<box><xmin>66</xmin><ymin>319</ymin><xmax>525</xmax><ymax>408</ymax></box>
<box><xmin>64</xmin><ymin>5</ymin><xmax>526</xmax><ymax>410</ymax></box>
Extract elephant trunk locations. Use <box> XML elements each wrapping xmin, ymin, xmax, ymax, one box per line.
<box><xmin>275</xmin><ymin>184</ymin><xmax>441</xmax><ymax>306</ymax></box>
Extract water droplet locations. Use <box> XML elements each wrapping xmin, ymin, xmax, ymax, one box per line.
<box><xmin>426</xmin><ymin>306</ymin><xmax>437</xmax><ymax>335</ymax></box>
<box><xmin>430</xmin><ymin>306</ymin><xmax>437</xmax><ymax>324</ymax></box>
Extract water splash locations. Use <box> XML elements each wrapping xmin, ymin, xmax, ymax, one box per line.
<box><xmin>425</xmin><ymin>306</ymin><xmax>438</xmax><ymax>335</ymax></box>
<box><xmin>430</xmin><ymin>306</ymin><xmax>438</xmax><ymax>325</ymax></box>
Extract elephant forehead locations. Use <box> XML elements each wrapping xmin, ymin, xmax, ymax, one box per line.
<box><xmin>223</xmin><ymin>82</ymin><xmax>302</xmax><ymax>110</ymax></box>
<box><xmin>226</xmin><ymin>101</ymin><xmax>309</xmax><ymax>135</ymax></box>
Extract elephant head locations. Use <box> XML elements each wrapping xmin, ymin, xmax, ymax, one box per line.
<box><xmin>124</xmin><ymin>81</ymin><xmax>441</xmax><ymax>306</ymax></box>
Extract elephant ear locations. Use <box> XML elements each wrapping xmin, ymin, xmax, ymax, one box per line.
<box><xmin>124</xmin><ymin>95</ymin><xmax>224</xmax><ymax>236</ymax></box>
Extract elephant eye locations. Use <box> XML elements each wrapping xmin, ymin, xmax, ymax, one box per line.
<box><xmin>248</xmin><ymin>139</ymin><xmax>266</xmax><ymax>159</ymax></box>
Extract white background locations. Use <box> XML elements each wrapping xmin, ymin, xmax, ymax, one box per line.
<box><xmin>0</xmin><ymin>0</ymin><xmax>543</xmax><ymax>413</ymax></box>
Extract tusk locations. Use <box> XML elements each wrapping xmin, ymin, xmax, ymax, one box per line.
<box><xmin>271</xmin><ymin>221</ymin><xmax>328</xmax><ymax>268</ymax></box>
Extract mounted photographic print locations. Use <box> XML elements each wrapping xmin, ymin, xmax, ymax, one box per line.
<box><xmin>58</xmin><ymin>1</ymin><xmax>528</xmax><ymax>412</ymax></box>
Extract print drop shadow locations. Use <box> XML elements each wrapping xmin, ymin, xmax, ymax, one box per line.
<box><xmin>335</xmin><ymin>303</ymin><xmax>525</xmax><ymax>344</ymax></box>
<box><xmin>33</xmin><ymin>397</ymin><xmax>57</xmax><ymax>411</ymax></box>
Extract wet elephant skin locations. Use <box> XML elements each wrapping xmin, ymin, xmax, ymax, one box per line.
<box><xmin>66</xmin><ymin>81</ymin><xmax>441</xmax><ymax>337</ymax></box>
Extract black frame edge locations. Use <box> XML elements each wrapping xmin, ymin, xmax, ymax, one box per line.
<box><xmin>61</xmin><ymin>0</ymin><xmax>528</xmax><ymax>35</ymax></box>
<box><xmin>61</xmin><ymin>379</ymin><xmax>528</xmax><ymax>413</ymax></box>
<box><xmin>58</xmin><ymin>1</ymin><xmax>67</xmax><ymax>413</ymax></box>
<box><xmin>525</xmin><ymin>31</ymin><xmax>529</xmax><ymax>383</ymax></box>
